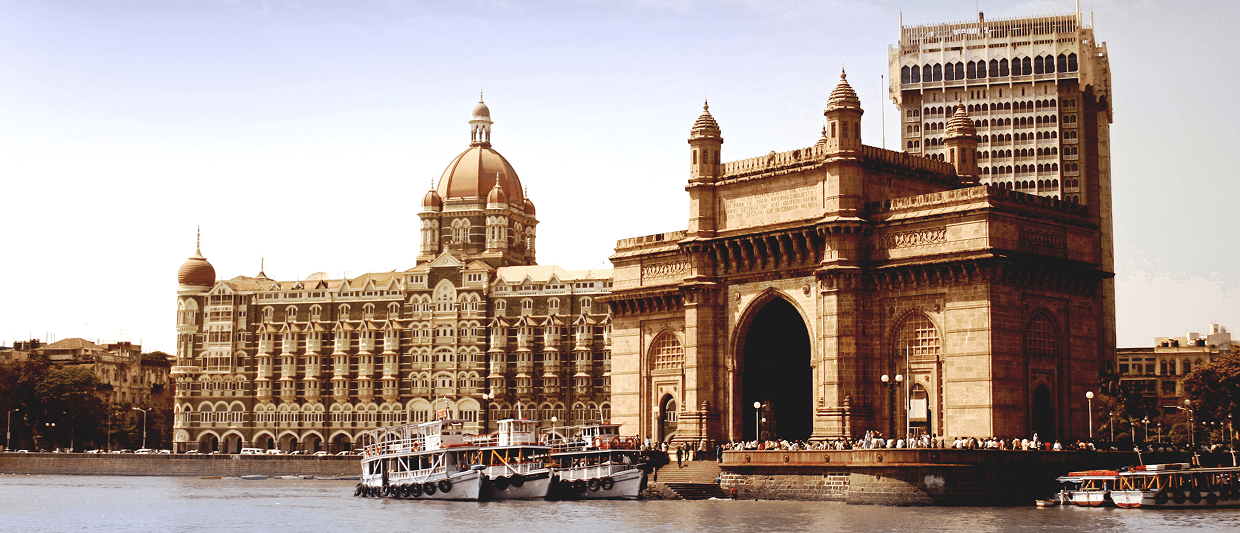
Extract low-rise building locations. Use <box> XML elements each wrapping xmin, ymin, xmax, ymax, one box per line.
<box><xmin>1116</xmin><ymin>324</ymin><xmax>1232</xmax><ymax>413</ymax></box>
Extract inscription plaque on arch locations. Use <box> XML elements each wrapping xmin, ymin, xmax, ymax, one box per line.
<box><xmin>718</xmin><ymin>184</ymin><xmax>820</xmax><ymax>230</ymax></box>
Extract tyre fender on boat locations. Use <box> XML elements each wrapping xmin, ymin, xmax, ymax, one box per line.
<box><xmin>1207</xmin><ymin>491</ymin><xmax>1218</xmax><ymax>505</ymax></box>
<box><xmin>1173</xmin><ymin>491</ymin><xmax>1187</xmax><ymax>504</ymax></box>
<box><xmin>588</xmin><ymin>478</ymin><xmax>601</xmax><ymax>492</ymax></box>
<box><xmin>601</xmin><ymin>477</ymin><xmax>614</xmax><ymax>491</ymax></box>
<box><xmin>574</xmin><ymin>480</ymin><xmax>588</xmax><ymax>493</ymax></box>
<box><xmin>1155</xmin><ymin>490</ymin><xmax>1169</xmax><ymax>505</ymax></box>
<box><xmin>410</xmin><ymin>483</ymin><xmax>422</xmax><ymax>497</ymax></box>
<box><xmin>423</xmin><ymin>482</ymin><xmax>437</xmax><ymax>496</ymax></box>
<box><xmin>354</xmin><ymin>484</ymin><xmax>364</xmax><ymax>497</ymax></box>
<box><xmin>1189</xmin><ymin>491</ymin><xmax>1203</xmax><ymax>504</ymax></box>
<box><xmin>439</xmin><ymin>479</ymin><xmax>452</xmax><ymax>494</ymax></box>
<box><xmin>511</xmin><ymin>475</ymin><xmax>525</xmax><ymax>488</ymax></box>
<box><xmin>1220</xmin><ymin>490</ymin><xmax>1232</xmax><ymax>502</ymax></box>
<box><xmin>494</xmin><ymin>476</ymin><xmax>509</xmax><ymax>490</ymax></box>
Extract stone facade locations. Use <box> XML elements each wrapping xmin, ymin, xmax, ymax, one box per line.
<box><xmin>603</xmin><ymin>72</ymin><xmax>1112</xmax><ymax>446</ymax></box>
<box><xmin>1117</xmin><ymin>324</ymin><xmax>1232</xmax><ymax>413</ymax></box>
<box><xmin>171</xmin><ymin>99</ymin><xmax>614</xmax><ymax>454</ymax></box>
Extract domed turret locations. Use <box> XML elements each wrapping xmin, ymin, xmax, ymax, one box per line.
<box><xmin>944</xmin><ymin>102</ymin><xmax>978</xmax><ymax>139</ymax></box>
<box><xmin>826</xmin><ymin>70</ymin><xmax>861</xmax><ymax>112</ymax></box>
<box><xmin>942</xmin><ymin>102</ymin><xmax>980</xmax><ymax>186</ymax></box>
<box><xmin>689</xmin><ymin>101</ymin><xmax>722</xmax><ymax>140</ymax></box>
<box><xmin>422</xmin><ymin>187</ymin><xmax>443</xmax><ymax>211</ymax></box>
<box><xmin>177</xmin><ymin>230</ymin><xmax>215</xmax><ymax>288</ymax></box>
<box><xmin>487</xmin><ymin>180</ymin><xmax>508</xmax><ymax>208</ymax></box>
<box><xmin>523</xmin><ymin>196</ymin><xmax>536</xmax><ymax>216</ymax></box>
<box><xmin>823</xmin><ymin>69</ymin><xmax>864</xmax><ymax>155</ymax></box>
<box><xmin>437</xmin><ymin>98</ymin><xmax>524</xmax><ymax>205</ymax></box>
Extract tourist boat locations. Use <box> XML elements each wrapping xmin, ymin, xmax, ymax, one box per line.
<box><xmin>1055</xmin><ymin>470</ymin><xmax>1119</xmax><ymax>507</ymax></box>
<box><xmin>357</xmin><ymin>418</ymin><xmax>484</xmax><ymax>500</ymax></box>
<box><xmin>1110</xmin><ymin>462</ymin><xmax>1240</xmax><ymax>509</ymax></box>
<box><xmin>544</xmin><ymin>423</ymin><xmax>646</xmax><ymax>500</ymax></box>
<box><xmin>469</xmin><ymin>418</ymin><xmax>554</xmax><ymax>500</ymax></box>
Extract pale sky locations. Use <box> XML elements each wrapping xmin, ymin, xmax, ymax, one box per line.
<box><xmin>2</xmin><ymin>0</ymin><xmax>1236</xmax><ymax>353</ymax></box>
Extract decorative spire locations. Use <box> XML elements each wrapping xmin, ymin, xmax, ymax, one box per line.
<box><xmin>826</xmin><ymin>69</ymin><xmax>862</xmax><ymax>112</ymax></box>
<box><xmin>690</xmin><ymin>99</ymin><xmax>722</xmax><ymax>139</ymax></box>
<box><xmin>944</xmin><ymin>101</ymin><xmax>978</xmax><ymax>139</ymax></box>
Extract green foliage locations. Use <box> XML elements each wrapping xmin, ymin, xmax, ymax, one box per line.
<box><xmin>1182</xmin><ymin>345</ymin><xmax>1240</xmax><ymax>422</ymax></box>
<box><xmin>0</xmin><ymin>357</ymin><xmax>142</xmax><ymax>451</ymax></box>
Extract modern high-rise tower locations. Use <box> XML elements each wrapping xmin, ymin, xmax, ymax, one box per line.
<box><xmin>889</xmin><ymin>8</ymin><xmax>1115</xmax><ymax>373</ymax></box>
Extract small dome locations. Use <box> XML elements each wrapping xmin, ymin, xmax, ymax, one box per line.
<box><xmin>689</xmin><ymin>101</ymin><xmax>721</xmax><ymax>139</ymax></box>
<box><xmin>422</xmin><ymin>188</ymin><xmax>443</xmax><ymax>211</ymax></box>
<box><xmin>487</xmin><ymin>181</ymin><xmax>508</xmax><ymax>206</ymax></box>
<box><xmin>944</xmin><ymin>103</ymin><xmax>978</xmax><ymax>139</ymax></box>
<box><xmin>826</xmin><ymin>70</ymin><xmax>861</xmax><ymax>112</ymax></box>
<box><xmin>523</xmin><ymin>196</ymin><xmax>536</xmax><ymax>215</ymax></box>
<box><xmin>472</xmin><ymin>100</ymin><xmax>490</xmax><ymax>118</ymax></box>
<box><xmin>178</xmin><ymin>246</ymin><xmax>215</xmax><ymax>287</ymax></box>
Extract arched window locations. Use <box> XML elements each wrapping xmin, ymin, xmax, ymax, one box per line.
<box><xmin>894</xmin><ymin>312</ymin><xmax>940</xmax><ymax>360</ymax></box>
<box><xmin>1067</xmin><ymin>53</ymin><xmax>1078</xmax><ymax>71</ymax></box>
<box><xmin>901</xmin><ymin>66</ymin><xmax>911</xmax><ymax>84</ymax></box>
<box><xmin>999</xmin><ymin>58</ymin><xmax>1009</xmax><ymax>76</ymax></box>
<box><xmin>933</xmin><ymin>63</ymin><xmax>942</xmax><ymax>81</ymax></box>
<box><xmin>911</xmin><ymin>65</ymin><xmax>921</xmax><ymax>83</ymax></box>
<box><xmin>1025</xmin><ymin>313</ymin><xmax>1057</xmax><ymax>358</ymax></box>
<box><xmin>989</xmin><ymin>59</ymin><xmax>999</xmax><ymax>78</ymax></box>
<box><xmin>923</xmin><ymin>64</ymin><xmax>933</xmax><ymax>82</ymax></box>
<box><xmin>651</xmin><ymin>331</ymin><xmax>684</xmax><ymax>371</ymax></box>
<box><xmin>966</xmin><ymin>61</ymin><xmax>976</xmax><ymax>79</ymax></box>
<box><xmin>1056</xmin><ymin>53</ymin><xmax>1067</xmax><ymax>73</ymax></box>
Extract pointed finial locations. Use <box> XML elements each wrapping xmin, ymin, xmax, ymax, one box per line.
<box><xmin>195</xmin><ymin>225</ymin><xmax>201</xmax><ymax>253</ymax></box>
<box><xmin>704</xmin><ymin>97</ymin><xmax>709</xmax><ymax>112</ymax></box>
<box><xmin>840</xmin><ymin>68</ymin><xmax>847</xmax><ymax>81</ymax></box>
<box><xmin>479</xmin><ymin>87</ymin><xmax>484</xmax><ymax>102</ymax></box>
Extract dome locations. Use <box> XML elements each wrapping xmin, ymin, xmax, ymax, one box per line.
<box><xmin>523</xmin><ymin>196</ymin><xmax>536</xmax><ymax>215</ymax></box>
<box><xmin>471</xmin><ymin>100</ymin><xmax>490</xmax><ymax>118</ymax></box>
<box><xmin>487</xmin><ymin>181</ymin><xmax>508</xmax><ymax>206</ymax></box>
<box><xmin>826</xmin><ymin>70</ymin><xmax>862</xmax><ymax>112</ymax></box>
<box><xmin>944</xmin><ymin>103</ymin><xmax>978</xmax><ymax>139</ymax></box>
<box><xmin>437</xmin><ymin>145</ymin><xmax>524</xmax><ymax>205</ymax></box>
<box><xmin>178</xmin><ymin>246</ymin><xmax>215</xmax><ymax>287</ymax></box>
<box><xmin>422</xmin><ymin>188</ymin><xmax>443</xmax><ymax>211</ymax></box>
<box><xmin>689</xmin><ymin>101</ymin><xmax>721</xmax><ymax>139</ymax></box>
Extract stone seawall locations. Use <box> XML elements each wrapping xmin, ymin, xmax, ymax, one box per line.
<box><xmin>0</xmin><ymin>454</ymin><xmax>359</xmax><ymax>478</ymax></box>
<box><xmin>720</xmin><ymin>449</ymin><xmax>1195</xmax><ymax>505</ymax></box>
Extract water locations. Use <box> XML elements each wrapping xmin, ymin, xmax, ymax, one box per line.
<box><xmin>2</xmin><ymin>475</ymin><xmax>1239</xmax><ymax>532</ymax></box>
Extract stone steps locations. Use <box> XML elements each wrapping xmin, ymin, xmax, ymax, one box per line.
<box><xmin>662</xmin><ymin>482</ymin><xmax>731</xmax><ymax>500</ymax></box>
<box><xmin>654</xmin><ymin>461</ymin><xmax>721</xmax><ymax>483</ymax></box>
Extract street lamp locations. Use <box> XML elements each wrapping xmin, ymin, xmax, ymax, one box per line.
<box><xmin>1109</xmin><ymin>411</ymin><xmax>1115</xmax><ymax>444</ymax></box>
<box><xmin>1184</xmin><ymin>399</ymin><xmax>1194</xmax><ymax>450</ymax></box>
<box><xmin>6</xmin><ymin>408</ymin><xmax>17</xmax><ymax>451</ymax></box>
<box><xmin>881</xmin><ymin>374</ymin><xmax>904</xmax><ymax>439</ymax></box>
<box><xmin>1229</xmin><ymin>414</ymin><xmax>1234</xmax><ymax>452</ymax></box>
<box><xmin>753</xmin><ymin>401</ymin><xmax>761</xmax><ymax>441</ymax></box>
<box><xmin>550</xmin><ymin>416</ymin><xmax>557</xmax><ymax>444</ymax></box>
<box><xmin>1157</xmin><ymin>422</ymin><xmax>1162</xmax><ymax>444</ymax></box>
<box><xmin>1085</xmin><ymin>391</ymin><xmax>1094</xmax><ymax>439</ymax></box>
<box><xmin>1143</xmin><ymin>417</ymin><xmax>1149</xmax><ymax>445</ymax></box>
<box><xmin>133</xmin><ymin>407</ymin><xmax>149</xmax><ymax>450</ymax></box>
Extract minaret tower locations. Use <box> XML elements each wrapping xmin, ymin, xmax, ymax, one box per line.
<box><xmin>686</xmin><ymin>101</ymin><xmax>723</xmax><ymax>237</ymax></box>
<box><xmin>824</xmin><ymin>70</ymin><xmax>863</xmax><ymax>156</ymax></box>
<box><xmin>942</xmin><ymin>102</ymin><xmax>980</xmax><ymax>186</ymax></box>
<box><xmin>470</xmin><ymin>92</ymin><xmax>493</xmax><ymax>147</ymax></box>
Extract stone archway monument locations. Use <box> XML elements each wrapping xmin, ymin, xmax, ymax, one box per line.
<box><xmin>602</xmin><ymin>75</ymin><xmax>1110</xmax><ymax>445</ymax></box>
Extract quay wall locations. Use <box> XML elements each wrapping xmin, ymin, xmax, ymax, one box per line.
<box><xmin>0</xmin><ymin>453</ymin><xmax>359</xmax><ymax>478</ymax></box>
<box><xmin>720</xmin><ymin>449</ymin><xmax>1200</xmax><ymax>505</ymax></box>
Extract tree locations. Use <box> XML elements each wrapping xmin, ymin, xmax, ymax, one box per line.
<box><xmin>1182</xmin><ymin>345</ymin><xmax>1240</xmax><ymax>423</ymax></box>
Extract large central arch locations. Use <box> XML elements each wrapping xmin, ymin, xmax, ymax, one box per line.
<box><xmin>738</xmin><ymin>295</ymin><xmax>812</xmax><ymax>441</ymax></box>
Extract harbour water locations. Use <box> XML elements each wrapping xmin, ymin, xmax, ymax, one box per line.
<box><xmin>2</xmin><ymin>475</ymin><xmax>1239</xmax><ymax>532</ymax></box>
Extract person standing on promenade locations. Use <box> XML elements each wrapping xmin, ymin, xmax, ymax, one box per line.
<box><xmin>676</xmin><ymin>444</ymin><xmax>683</xmax><ymax>468</ymax></box>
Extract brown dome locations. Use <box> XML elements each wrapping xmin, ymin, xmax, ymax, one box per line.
<box><xmin>438</xmin><ymin>145</ymin><xmax>524</xmax><ymax>204</ymax></box>
<box><xmin>826</xmin><ymin>70</ymin><xmax>861</xmax><ymax>112</ymax></box>
<box><xmin>523</xmin><ymin>196</ymin><xmax>536</xmax><ymax>215</ymax></box>
<box><xmin>472</xmin><ymin>100</ymin><xmax>490</xmax><ymax>118</ymax></box>
<box><xmin>690</xmin><ymin>101</ymin><xmax>721</xmax><ymax>139</ymax></box>
<box><xmin>422</xmin><ymin>188</ymin><xmax>443</xmax><ymax>211</ymax></box>
<box><xmin>487</xmin><ymin>181</ymin><xmax>508</xmax><ymax>206</ymax></box>
<box><xmin>178</xmin><ymin>247</ymin><xmax>215</xmax><ymax>287</ymax></box>
<box><xmin>944</xmin><ymin>103</ymin><xmax>978</xmax><ymax>139</ymax></box>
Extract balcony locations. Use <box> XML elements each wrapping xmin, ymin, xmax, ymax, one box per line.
<box><xmin>383</xmin><ymin>362</ymin><xmax>399</xmax><ymax>377</ymax></box>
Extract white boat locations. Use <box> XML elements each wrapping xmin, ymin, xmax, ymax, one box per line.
<box><xmin>357</xmin><ymin>418</ymin><xmax>484</xmax><ymax>501</ymax></box>
<box><xmin>545</xmin><ymin>424</ymin><xmax>646</xmax><ymax>500</ymax></box>
<box><xmin>1111</xmin><ymin>462</ymin><xmax>1240</xmax><ymax>509</ymax></box>
<box><xmin>1055</xmin><ymin>470</ymin><xmax>1118</xmax><ymax>507</ymax></box>
<box><xmin>469</xmin><ymin>418</ymin><xmax>554</xmax><ymax>500</ymax></box>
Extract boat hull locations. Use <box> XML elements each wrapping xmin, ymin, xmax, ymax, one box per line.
<box><xmin>363</xmin><ymin>469</ymin><xmax>484</xmax><ymax>501</ymax></box>
<box><xmin>488</xmin><ymin>470</ymin><xmax>554</xmax><ymax>500</ymax></box>
<box><xmin>552</xmin><ymin>467</ymin><xmax>644</xmax><ymax>500</ymax></box>
<box><xmin>1114</xmin><ymin>489</ymin><xmax>1240</xmax><ymax>509</ymax></box>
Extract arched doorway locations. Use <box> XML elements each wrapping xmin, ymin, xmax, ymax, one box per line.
<box><xmin>659</xmin><ymin>395</ymin><xmax>678</xmax><ymax>443</ymax></box>
<box><xmin>740</xmin><ymin>297</ymin><xmax>812</xmax><ymax>441</ymax></box>
<box><xmin>1032</xmin><ymin>383</ymin><xmax>1054</xmax><ymax>441</ymax></box>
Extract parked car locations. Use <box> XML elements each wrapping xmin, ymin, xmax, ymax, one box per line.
<box><xmin>312</xmin><ymin>451</ymin><xmax>328</xmax><ymax>457</ymax></box>
<box><xmin>184</xmin><ymin>450</ymin><xmax>201</xmax><ymax>455</ymax></box>
<box><xmin>135</xmin><ymin>449</ymin><xmax>153</xmax><ymax>454</ymax></box>
<box><xmin>157</xmin><ymin>450</ymin><xmax>172</xmax><ymax>455</ymax></box>
<box><xmin>265</xmin><ymin>449</ymin><xmax>283</xmax><ymax>455</ymax></box>
<box><xmin>239</xmin><ymin>448</ymin><xmax>263</xmax><ymax>455</ymax></box>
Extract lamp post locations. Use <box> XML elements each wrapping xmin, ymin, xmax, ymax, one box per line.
<box><xmin>1184</xmin><ymin>399</ymin><xmax>1194</xmax><ymax>450</ymax></box>
<box><xmin>43</xmin><ymin>422</ymin><xmax>55</xmax><ymax>451</ymax></box>
<box><xmin>133</xmin><ymin>407</ymin><xmax>149</xmax><ymax>450</ymax></box>
<box><xmin>550</xmin><ymin>416</ymin><xmax>557</xmax><ymax>444</ymax></box>
<box><xmin>5</xmin><ymin>408</ymin><xmax>17</xmax><ymax>451</ymax></box>
<box><xmin>481</xmin><ymin>392</ymin><xmax>494</xmax><ymax>431</ymax></box>
<box><xmin>1085</xmin><ymin>391</ymin><xmax>1094</xmax><ymax>439</ymax></box>
<box><xmin>1229</xmin><ymin>414</ymin><xmax>1234</xmax><ymax>451</ymax></box>
<box><xmin>753</xmin><ymin>401</ymin><xmax>761</xmax><ymax>441</ymax></box>
<box><xmin>1157</xmin><ymin>422</ymin><xmax>1162</xmax><ymax>444</ymax></box>
<box><xmin>1143</xmin><ymin>417</ymin><xmax>1149</xmax><ymax>446</ymax></box>
<box><xmin>881</xmin><ymin>373</ymin><xmax>904</xmax><ymax>440</ymax></box>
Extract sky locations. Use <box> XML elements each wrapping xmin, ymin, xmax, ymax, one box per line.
<box><xmin>1</xmin><ymin>0</ymin><xmax>1236</xmax><ymax>353</ymax></box>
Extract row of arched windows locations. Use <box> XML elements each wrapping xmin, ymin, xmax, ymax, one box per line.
<box><xmin>984</xmin><ymin>165</ymin><xmax>1061</xmax><ymax>175</ymax></box>
<box><xmin>925</xmin><ymin>99</ymin><xmax>1060</xmax><ymax>116</ymax></box>
<box><xmin>984</xmin><ymin>147</ymin><xmax>1060</xmax><ymax>159</ymax></box>
<box><xmin>901</xmin><ymin>53</ymin><xmax>1079</xmax><ymax>84</ymax></box>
